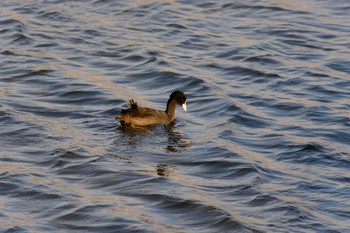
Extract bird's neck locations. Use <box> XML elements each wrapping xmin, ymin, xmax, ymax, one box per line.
<box><xmin>165</xmin><ymin>98</ymin><xmax>177</xmax><ymax>121</ymax></box>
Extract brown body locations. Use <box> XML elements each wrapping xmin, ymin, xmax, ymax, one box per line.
<box><xmin>116</xmin><ymin>91</ymin><xmax>187</xmax><ymax>127</ymax></box>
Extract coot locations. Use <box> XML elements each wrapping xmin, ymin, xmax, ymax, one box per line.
<box><xmin>116</xmin><ymin>91</ymin><xmax>187</xmax><ymax>127</ymax></box>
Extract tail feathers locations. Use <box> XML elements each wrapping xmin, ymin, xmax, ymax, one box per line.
<box><xmin>128</xmin><ymin>99</ymin><xmax>138</xmax><ymax>109</ymax></box>
<box><xmin>116</xmin><ymin>99</ymin><xmax>138</xmax><ymax>121</ymax></box>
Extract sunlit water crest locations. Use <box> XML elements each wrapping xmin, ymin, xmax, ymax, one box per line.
<box><xmin>1</xmin><ymin>0</ymin><xmax>350</xmax><ymax>232</ymax></box>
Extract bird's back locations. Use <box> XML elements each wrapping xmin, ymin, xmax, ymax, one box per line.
<box><xmin>117</xmin><ymin>100</ymin><xmax>171</xmax><ymax>126</ymax></box>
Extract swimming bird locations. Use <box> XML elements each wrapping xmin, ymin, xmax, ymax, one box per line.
<box><xmin>116</xmin><ymin>91</ymin><xmax>187</xmax><ymax>127</ymax></box>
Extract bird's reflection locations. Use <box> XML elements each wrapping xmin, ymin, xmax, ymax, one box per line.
<box><xmin>164</xmin><ymin>123</ymin><xmax>190</xmax><ymax>152</ymax></box>
<box><xmin>156</xmin><ymin>164</ymin><xmax>173</xmax><ymax>177</ymax></box>
<box><xmin>117</xmin><ymin>124</ymin><xmax>154</xmax><ymax>136</ymax></box>
<box><xmin>116</xmin><ymin>122</ymin><xmax>190</xmax><ymax>178</ymax></box>
<box><xmin>115</xmin><ymin>124</ymin><xmax>154</xmax><ymax>150</ymax></box>
<box><xmin>116</xmin><ymin>120</ymin><xmax>190</xmax><ymax>152</ymax></box>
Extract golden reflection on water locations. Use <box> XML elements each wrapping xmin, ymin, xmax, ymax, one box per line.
<box><xmin>0</xmin><ymin>202</ymin><xmax>36</xmax><ymax>230</ymax></box>
<box><xmin>0</xmin><ymin>162</ymin><xmax>46</xmax><ymax>229</ymax></box>
<box><xmin>136</xmin><ymin>0</ymin><xmax>173</xmax><ymax>5</ymax></box>
<box><xmin>1</xmin><ymin>0</ymin><xmax>349</xmax><ymax>231</ymax></box>
<box><xmin>217</xmin><ymin>137</ymin><xmax>341</xmax><ymax>186</ymax></box>
<box><xmin>0</xmin><ymin>160</ymin><xmax>179</xmax><ymax>230</ymax></box>
<box><xmin>5</xmin><ymin>99</ymin><xmax>107</xmax><ymax>155</ymax></box>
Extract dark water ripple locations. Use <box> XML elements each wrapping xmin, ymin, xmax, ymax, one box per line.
<box><xmin>1</xmin><ymin>0</ymin><xmax>350</xmax><ymax>232</ymax></box>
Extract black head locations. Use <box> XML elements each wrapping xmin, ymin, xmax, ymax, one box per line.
<box><xmin>169</xmin><ymin>91</ymin><xmax>187</xmax><ymax>111</ymax></box>
<box><xmin>170</xmin><ymin>91</ymin><xmax>186</xmax><ymax>104</ymax></box>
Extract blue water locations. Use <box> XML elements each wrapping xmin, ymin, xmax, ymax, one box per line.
<box><xmin>1</xmin><ymin>0</ymin><xmax>350</xmax><ymax>232</ymax></box>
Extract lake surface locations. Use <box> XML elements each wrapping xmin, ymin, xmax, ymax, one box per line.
<box><xmin>1</xmin><ymin>0</ymin><xmax>350</xmax><ymax>232</ymax></box>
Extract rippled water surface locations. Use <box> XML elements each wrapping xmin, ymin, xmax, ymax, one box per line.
<box><xmin>1</xmin><ymin>0</ymin><xmax>350</xmax><ymax>232</ymax></box>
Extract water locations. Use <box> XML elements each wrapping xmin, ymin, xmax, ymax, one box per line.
<box><xmin>1</xmin><ymin>0</ymin><xmax>349</xmax><ymax>232</ymax></box>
